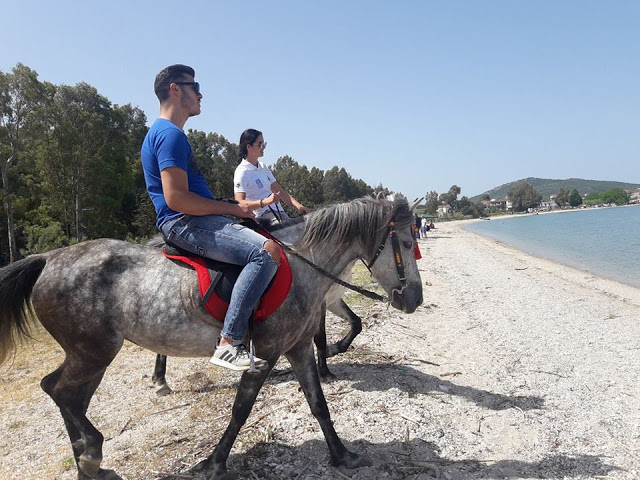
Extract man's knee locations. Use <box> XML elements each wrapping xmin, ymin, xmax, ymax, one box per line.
<box><xmin>263</xmin><ymin>240</ymin><xmax>280</xmax><ymax>265</ymax></box>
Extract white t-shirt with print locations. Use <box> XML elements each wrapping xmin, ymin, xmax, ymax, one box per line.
<box><xmin>234</xmin><ymin>160</ymin><xmax>285</xmax><ymax>217</ymax></box>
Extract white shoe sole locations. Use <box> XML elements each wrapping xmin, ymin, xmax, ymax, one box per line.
<box><xmin>209</xmin><ymin>357</ymin><xmax>267</xmax><ymax>371</ymax></box>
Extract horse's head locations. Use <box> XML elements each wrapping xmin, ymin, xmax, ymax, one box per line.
<box><xmin>363</xmin><ymin>197</ymin><xmax>424</xmax><ymax>313</ymax></box>
<box><xmin>297</xmin><ymin>197</ymin><xmax>424</xmax><ymax>313</ymax></box>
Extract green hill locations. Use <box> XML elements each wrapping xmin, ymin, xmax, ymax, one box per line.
<box><xmin>470</xmin><ymin>177</ymin><xmax>640</xmax><ymax>202</ymax></box>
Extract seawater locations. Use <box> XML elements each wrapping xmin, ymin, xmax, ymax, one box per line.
<box><xmin>463</xmin><ymin>205</ymin><xmax>640</xmax><ymax>288</ymax></box>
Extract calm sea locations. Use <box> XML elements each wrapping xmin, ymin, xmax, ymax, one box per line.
<box><xmin>463</xmin><ymin>205</ymin><xmax>640</xmax><ymax>288</ymax></box>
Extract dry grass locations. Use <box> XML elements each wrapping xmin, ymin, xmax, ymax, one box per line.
<box><xmin>0</xmin><ymin>325</ymin><xmax>63</xmax><ymax>403</ymax></box>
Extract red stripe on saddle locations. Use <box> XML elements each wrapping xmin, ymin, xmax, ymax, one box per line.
<box><xmin>162</xmin><ymin>231</ymin><xmax>292</xmax><ymax>323</ymax></box>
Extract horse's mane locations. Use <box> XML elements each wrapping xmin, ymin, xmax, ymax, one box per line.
<box><xmin>296</xmin><ymin>197</ymin><xmax>413</xmax><ymax>258</ymax></box>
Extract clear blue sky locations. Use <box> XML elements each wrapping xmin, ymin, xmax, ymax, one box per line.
<box><xmin>3</xmin><ymin>1</ymin><xmax>638</xmax><ymax>200</ymax></box>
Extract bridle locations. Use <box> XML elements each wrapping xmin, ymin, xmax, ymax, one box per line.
<box><xmin>359</xmin><ymin>219</ymin><xmax>422</xmax><ymax>301</ymax></box>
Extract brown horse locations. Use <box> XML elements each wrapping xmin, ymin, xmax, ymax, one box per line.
<box><xmin>0</xmin><ymin>197</ymin><xmax>423</xmax><ymax>480</ymax></box>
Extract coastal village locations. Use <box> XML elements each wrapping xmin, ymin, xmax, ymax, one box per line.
<box><xmin>435</xmin><ymin>186</ymin><xmax>640</xmax><ymax>217</ymax></box>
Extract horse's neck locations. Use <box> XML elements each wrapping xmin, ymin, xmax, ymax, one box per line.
<box><xmin>304</xmin><ymin>238</ymin><xmax>361</xmax><ymax>281</ymax></box>
<box><xmin>273</xmin><ymin>217</ymin><xmax>361</xmax><ymax>279</ymax></box>
<box><xmin>271</xmin><ymin>219</ymin><xmax>306</xmax><ymax>245</ymax></box>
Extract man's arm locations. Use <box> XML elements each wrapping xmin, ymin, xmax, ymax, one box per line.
<box><xmin>162</xmin><ymin>167</ymin><xmax>255</xmax><ymax>218</ymax></box>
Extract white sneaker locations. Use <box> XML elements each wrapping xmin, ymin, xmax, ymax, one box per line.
<box><xmin>210</xmin><ymin>343</ymin><xmax>267</xmax><ymax>371</ymax></box>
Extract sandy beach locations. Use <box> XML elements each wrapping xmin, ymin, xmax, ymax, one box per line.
<box><xmin>2</xmin><ymin>221</ymin><xmax>640</xmax><ymax>479</ymax></box>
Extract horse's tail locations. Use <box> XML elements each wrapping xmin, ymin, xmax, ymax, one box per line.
<box><xmin>0</xmin><ymin>256</ymin><xmax>47</xmax><ymax>367</ymax></box>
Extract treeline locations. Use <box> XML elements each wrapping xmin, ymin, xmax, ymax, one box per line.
<box><xmin>582</xmin><ymin>188</ymin><xmax>630</xmax><ymax>206</ymax></box>
<box><xmin>421</xmin><ymin>185</ymin><xmax>489</xmax><ymax>218</ymax></box>
<box><xmin>422</xmin><ymin>182</ymin><xmax>632</xmax><ymax>219</ymax></box>
<box><xmin>0</xmin><ymin>63</ymin><xmax>390</xmax><ymax>264</ymax></box>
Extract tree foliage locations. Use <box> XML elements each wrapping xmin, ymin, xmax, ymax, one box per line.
<box><xmin>0</xmin><ymin>63</ymin><xmax>50</xmax><ymax>261</ymax></box>
<box><xmin>583</xmin><ymin>188</ymin><xmax>630</xmax><ymax>206</ymax></box>
<box><xmin>438</xmin><ymin>185</ymin><xmax>461</xmax><ymax>210</ymax></box>
<box><xmin>424</xmin><ymin>190</ymin><xmax>438</xmax><ymax>215</ymax></box>
<box><xmin>602</xmin><ymin>188</ymin><xmax>630</xmax><ymax>205</ymax></box>
<box><xmin>569</xmin><ymin>189</ymin><xmax>582</xmax><ymax>207</ymax></box>
<box><xmin>0</xmin><ymin>63</ymin><xmax>394</xmax><ymax>263</ymax></box>
<box><xmin>508</xmin><ymin>181</ymin><xmax>542</xmax><ymax>212</ymax></box>
<box><xmin>555</xmin><ymin>188</ymin><xmax>570</xmax><ymax>208</ymax></box>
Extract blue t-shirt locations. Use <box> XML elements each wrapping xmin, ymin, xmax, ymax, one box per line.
<box><xmin>141</xmin><ymin>118</ymin><xmax>214</xmax><ymax>228</ymax></box>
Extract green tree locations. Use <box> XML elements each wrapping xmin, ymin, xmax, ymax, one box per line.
<box><xmin>322</xmin><ymin>166</ymin><xmax>353</xmax><ymax>203</ymax></box>
<box><xmin>40</xmin><ymin>83</ymin><xmax>125</xmax><ymax>242</ymax></box>
<box><xmin>568</xmin><ymin>189</ymin><xmax>582</xmax><ymax>207</ymax></box>
<box><xmin>424</xmin><ymin>190</ymin><xmax>439</xmax><ymax>215</ymax></box>
<box><xmin>189</xmin><ymin>130</ymin><xmax>237</xmax><ymax>199</ymax></box>
<box><xmin>508</xmin><ymin>181</ymin><xmax>542</xmax><ymax>212</ymax></box>
<box><xmin>0</xmin><ymin>63</ymin><xmax>49</xmax><ymax>261</ymax></box>
<box><xmin>438</xmin><ymin>185</ymin><xmax>461</xmax><ymax>211</ymax></box>
<box><xmin>555</xmin><ymin>188</ymin><xmax>570</xmax><ymax>208</ymax></box>
<box><xmin>114</xmin><ymin>104</ymin><xmax>149</xmax><ymax>237</ymax></box>
<box><xmin>350</xmin><ymin>178</ymin><xmax>373</xmax><ymax>198</ymax></box>
<box><xmin>583</xmin><ymin>192</ymin><xmax>602</xmax><ymax>205</ymax></box>
<box><xmin>372</xmin><ymin>183</ymin><xmax>394</xmax><ymax>199</ymax></box>
<box><xmin>303</xmin><ymin>166</ymin><xmax>325</xmax><ymax>207</ymax></box>
<box><xmin>601</xmin><ymin>187</ymin><xmax>629</xmax><ymax>205</ymax></box>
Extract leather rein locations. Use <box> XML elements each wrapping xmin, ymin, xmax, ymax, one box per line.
<box><xmin>267</xmin><ymin>219</ymin><xmax>412</xmax><ymax>304</ymax></box>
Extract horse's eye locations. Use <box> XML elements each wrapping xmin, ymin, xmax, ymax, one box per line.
<box><xmin>403</xmin><ymin>241</ymin><xmax>413</xmax><ymax>249</ymax></box>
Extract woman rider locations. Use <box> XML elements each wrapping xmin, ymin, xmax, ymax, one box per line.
<box><xmin>233</xmin><ymin>129</ymin><xmax>309</xmax><ymax>226</ymax></box>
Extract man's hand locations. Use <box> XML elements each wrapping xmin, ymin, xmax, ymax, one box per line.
<box><xmin>234</xmin><ymin>201</ymin><xmax>256</xmax><ymax>219</ymax></box>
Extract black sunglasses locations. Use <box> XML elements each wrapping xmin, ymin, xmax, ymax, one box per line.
<box><xmin>174</xmin><ymin>81</ymin><xmax>200</xmax><ymax>95</ymax></box>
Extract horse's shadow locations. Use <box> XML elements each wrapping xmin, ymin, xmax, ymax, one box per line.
<box><xmin>269</xmin><ymin>362</ymin><xmax>545</xmax><ymax>411</ymax></box>
<box><xmin>157</xmin><ymin>437</ymin><xmax>619</xmax><ymax>479</ymax></box>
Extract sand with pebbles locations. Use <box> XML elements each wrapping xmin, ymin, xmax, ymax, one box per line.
<box><xmin>1</xmin><ymin>220</ymin><xmax>639</xmax><ymax>480</ymax></box>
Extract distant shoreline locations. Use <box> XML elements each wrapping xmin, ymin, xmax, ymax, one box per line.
<box><xmin>460</xmin><ymin>204</ymin><xmax>640</xmax><ymax>289</ymax></box>
<box><xmin>481</xmin><ymin>202</ymin><xmax>640</xmax><ymax>221</ymax></box>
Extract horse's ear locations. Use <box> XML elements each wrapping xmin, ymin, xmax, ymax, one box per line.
<box><xmin>376</xmin><ymin>191</ymin><xmax>385</xmax><ymax>200</ymax></box>
<box><xmin>410</xmin><ymin>197</ymin><xmax>424</xmax><ymax>212</ymax></box>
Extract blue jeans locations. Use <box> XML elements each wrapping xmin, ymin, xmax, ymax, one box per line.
<box><xmin>161</xmin><ymin>214</ymin><xmax>278</xmax><ymax>341</ymax></box>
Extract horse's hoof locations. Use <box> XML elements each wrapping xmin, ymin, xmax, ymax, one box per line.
<box><xmin>77</xmin><ymin>468</ymin><xmax>122</xmax><ymax>480</ymax></box>
<box><xmin>319</xmin><ymin>368</ymin><xmax>337</xmax><ymax>382</ymax></box>
<box><xmin>156</xmin><ymin>384</ymin><xmax>173</xmax><ymax>396</ymax></box>
<box><xmin>78</xmin><ymin>450</ymin><xmax>102</xmax><ymax>477</ymax></box>
<box><xmin>332</xmin><ymin>451</ymin><xmax>372</xmax><ymax>469</ymax></box>
<box><xmin>97</xmin><ymin>468</ymin><xmax>124</xmax><ymax>480</ymax></box>
<box><xmin>205</xmin><ymin>468</ymin><xmax>236</xmax><ymax>480</ymax></box>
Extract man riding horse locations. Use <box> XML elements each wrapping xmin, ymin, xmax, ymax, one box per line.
<box><xmin>141</xmin><ymin>64</ymin><xmax>280</xmax><ymax>371</ymax></box>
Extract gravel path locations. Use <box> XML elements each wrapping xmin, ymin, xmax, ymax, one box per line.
<box><xmin>2</xmin><ymin>221</ymin><xmax>639</xmax><ymax>479</ymax></box>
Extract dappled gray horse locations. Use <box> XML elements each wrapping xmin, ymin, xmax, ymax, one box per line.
<box><xmin>150</xmin><ymin>217</ymin><xmax>369</xmax><ymax>394</ymax></box>
<box><xmin>0</xmin><ymin>197</ymin><xmax>423</xmax><ymax>480</ymax></box>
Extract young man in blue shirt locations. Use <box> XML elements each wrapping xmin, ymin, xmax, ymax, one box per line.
<box><xmin>141</xmin><ymin>64</ymin><xmax>279</xmax><ymax>371</ymax></box>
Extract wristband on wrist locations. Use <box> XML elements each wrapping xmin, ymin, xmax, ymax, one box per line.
<box><xmin>259</xmin><ymin>198</ymin><xmax>265</xmax><ymax>208</ymax></box>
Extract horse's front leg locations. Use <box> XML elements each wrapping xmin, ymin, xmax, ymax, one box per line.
<box><xmin>200</xmin><ymin>364</ymin><xmax>273</xmax><ymax>480</ymax></box>
<box><xmin>313</xmin><ymin>304</ymin><xmax>335</xmax><ymax>380</ymax></box>
<box><xmin>286</xmin><ymin>341</ymin><xmax>371</xmax><ymax>469</ymax></box>
<box><xmin>325</xmin><ymin>299</ymin><xmax>362</xmax><ymax>358</ymax></box>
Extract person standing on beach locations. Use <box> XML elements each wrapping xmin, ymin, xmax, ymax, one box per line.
<box><xmin>141</xmin><ymin>64</ymin><xmax>279</xmax><ymax>372</ymax></box>
<box><xmin>233</xmin><ymin>128</ymin><xmax>309</xmax><ymax>227</ymax></box>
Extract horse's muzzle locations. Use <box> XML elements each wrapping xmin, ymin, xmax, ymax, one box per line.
<box><xmin>391</xmin><ymin>284</ymin><xmax>423</xmax><ymax>313</ymax></box>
